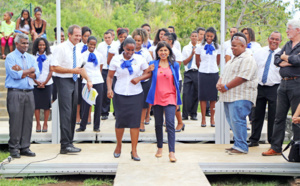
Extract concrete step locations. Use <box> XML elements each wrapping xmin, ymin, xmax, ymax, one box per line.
<box><xmin>0</xmin><ymin>108</ymin><xmax>8</xmax><ymax>117</ymax></box>
<box><xmin>0</xmin><ymin>76</ymin><xmax>6</xmax><ymax>82</ymax></box>
<box><xmin>0</xmin><ymin>84</ymin><xmax>7</xmax><ymax>91</ymax></box>
<box><xmin>0</xmin><ymin>116</ymin><xmax>9</xmax><ymax>121</ymax></box>
<box><xmin>0</xmin><ymin>91</ymin><xmax>7</xmax><ymax>99</ymax></box>
<box><xmin>0</xmin><ymin>67</ymin><xmax>5</xmax><ymax>76</ymax></box>
<box><xmin>0</xmin><ymin>99</ymin><xmax>6</xmax><ymax>107</ymax></box>
<box><xmin>0</xmin><ymin>60</ymin><xmax>5</xmax><ymax>68</ymax></box>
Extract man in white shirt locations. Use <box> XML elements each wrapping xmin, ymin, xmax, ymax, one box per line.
<box><xmin>141</xmin><ymin>23</ymin><xmax>153</xmax><ymax>50</ymax></box>
<box><xmin>51</xmin><ymin>25</ymin><xmax>92</xmax><ymax>154</ymax></box>
<box><xmin>248</xmin><ymin>31</ymin><xmax>282</xmax><ymax>147</ymax></box>
<box><xmin>97</xmin><ymin>31</ymin><xmax>113</xmax><ymax>120</ymax></box>
<box><xmin>224</xmin><ymin>27</ymin><xmax>238</xmax><ymax>53</ymax></box>
<box><xmin>196</xmin><ymin>27</ymin><xmax>205</xmax><ymax>44</ymax></box>
<box><xmin>182</xmin><ymin>31</ymin><xmax>199</xmax><ymax>120</ymax></box>
<box><xmin>168</xmin><ymin>26</ymin><xmax>181</xmax><ymax>52</ymax></box>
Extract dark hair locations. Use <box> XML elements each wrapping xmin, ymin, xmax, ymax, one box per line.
<box><xmin>230</xmin><ymin>32</ymin><xmax>247</xmax><ymax>45</ymax></box>
<box><xmin>87</xmin><ymin>36</ymin><xmax>97</xmax><ymax>43</ymax></box>
<box><xmin>241</xmin><ymin>27</ymin><xmax>255</xmax><ymax>42</ymax></box>
<box><xmin>54</xmin><ymin>27</ymin><xmax>64</xmax><ymax>35</ymax></box>
<box><xmin>82</xmin><ymin>26</ymin><xmax>92</xmax><ymax>36</ymax></box>
<box><xmin>153</xmin><ymin>28</ymin><xmax>169</xmax><ymax>46</ymax></box>
<box><xmin>20</xmin><ymin>9</ymin><xmax>32</xmax><ymax>29</ymax></box>
<box><xmin>191</xmin><ymin>31</ymin><xmax>198</xmax><ymax>35</ymax></box>
<box><xmin>5</xmin><ymin>12</ymin><xmax>13</xmax><ymax>19</ymax></box>
<box><xmin>132</xmin><ymin>28</ymin><xmax>148</xmax><ymax>45</ymax></box>
<box><xmin>164</xmin><ymin>32</ymin><xmax>175</xmax><ymax>45</ymax></box>
<box><xmin>155</xmin><ymin>41</ymin><xmax>176</xmax><ymax>65</ymax></box>
<box><xmin>104</xmin><ymin>31</ymin><xmax>112</xmax><ymax>36</ymax></box>
<box><xmin>34</xmin><ymin>6</ymin><xmax>42</xmax><ymax>14</ymax></box>
<box><xmin>68</xmin><ymin>25</ymin><xmax>81</xmax><ymax>35</ymax></box>
<box><xmin>230</xmin><ymin>27</ymin><xmax>238</xmax><ymax>32</ymax></box>
<box><xmin>119</xmin><ymin>37</ymin><xmax>136</xmax><ymax>54</ymax></box>
<box><xmin>269</xmin><ymin>31</ymin><xmax>282</xmax><ymax>40</ymax></box>
<box><xmin>168</xmin><ymin>26</ymin><xmax>175</xmax><ymax>32</ymax></box>
<box><xmin>196</xmin><ymin>27</ymin><xmax>205</xmax><ymax>33</ymax></box>
<box><xmin>141</xmin><ymin>23</ymin><xmax>151</xmax><ymax>29</ymax></box>
<box><xmin>117</xmin><ymin>28</ymin><xmax>129</xmax><ymax>36</ymax></box>
<box><xmin>202</xmin><ymin>27</ymin><xmax>219</xmax><ymax>49</ymax></box>
<box><xmin>32</xmin><ymin>38</ymin><xmax>51</xmax><ymax>56</ymax></box>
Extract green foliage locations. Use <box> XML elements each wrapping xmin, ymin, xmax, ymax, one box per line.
<box><xmin>0</xmin><ymin>150</ymin><xmax>9</xmax><ymax>162</ymax></box>
<box><xmin>0</xmin><ymin>177</ymin><xmax>58</xmax><ymax>186</ymax></box>
<box><xmin>83</xmin><ymin>178</ymin><xmax>113</xmax><ymax>186</ymax></box>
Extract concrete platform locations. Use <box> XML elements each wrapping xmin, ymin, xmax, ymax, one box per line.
<box><xmin>1</xmin><ymin>143</ymin><xmax>299</xmax><ymax>181</ymax></box>
<box><xmin>0</xmin><ymin>114</ymin><xmax>272</xmax><ymax>144</ymax></box>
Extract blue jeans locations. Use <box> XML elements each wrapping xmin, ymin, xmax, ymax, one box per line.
<box><xmin>224</xmin><ymin>100</ymin><xmax>253</xmax><ymax>153</ymax></box>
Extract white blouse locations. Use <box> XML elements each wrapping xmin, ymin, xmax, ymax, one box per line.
<box><xmin>172</xmin><ymin>47</ymin><xmax>183</xmax><ymax>81</ymax></box>
<box><xmin>34</xmin><ymin>53</ymin><xmax>53</xmax><ymax>85</ymax></box>
<box><xmin>109</xmin><ymin>53</ymin><xmax>149</xmax><ymax>96</ymax></box>
<box><xmin>81</xmin><ymin>50</ymin><xmax>104</xmax><ymax>84</ymax></box>
<box><xmin>96</xmin><ymin>41</ymin><xmax>114</xmax><ymax>70</ymax></box>
<box><xmin>195</xmin><ymin>42</ymin><xmax>220</xmax><ymax>73</ymax></box>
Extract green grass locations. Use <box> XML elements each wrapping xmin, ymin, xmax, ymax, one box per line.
<box><xmin>0</xmin><ymin>151</ymin><xmax>9</xmax><ymax>162</ymax></box>
<box><xmin>83</xmin><ymin>178</ymin><xmax>113</xmax><ymax>186</ymax></box>
<box><xmin>0</xmin><ymin>177</ymin><xmax>58</xmax><ymax>186</ymax></box>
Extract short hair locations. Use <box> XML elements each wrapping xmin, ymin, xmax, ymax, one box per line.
<box><xmin>153</xmin><ymin>28</ymin><xmax>169</xmax><ymax>46</ymax></box>
<box><xmin>168</xmin><ymin>26</ymin><xmax>175</xmax><ymax>32</ymax></box>
<box><xmin>155</xmin><ymin>41</ymin><xmax>175</xmax><ymax>65</ymax></box>
<box><xmin>104</xmin><ymin>31</ymin><xmax>112</xmax><ymax>36</ymax></box>
<box><xmin>32</xmin><ymin>37</ymin><xmax>51</xmax><ymax>55</ymax></box>
<box><xmin>269</xmin><ymin>31</ymin><xmax>282</xmax><ymax>41</ymax></box>
<box><xmin>107</xmin><ymin>29</ymin><xmax>114</xmax><ymax>33</ymax></box>
<box><xmin>164</xmin><ymin>32</ymin><xmax>174</xmax><ymax>44</ymax></box>
<box><xmin>82</xmin><ymin>26</ymin><xmax>92</xmax><ymax>36</ymax></box>
<box><xmin>54</xmin><ymin>27</ymin><xmax>64</xmax><ymax>33</ymax></box>
<box><xmin>141</xmin><ymin>23</ymin><xmax>151</xmax><ymax>29</ymax></box>
<box><xmin>119</xmin><ymin>37</ymin><xmax>136</xmax><ymax>54</ymax></box>
<box><xmin>191</xmin><ymin>31</ymin><xmax>198</xmax><ymax>35</ymax></box>
<box><xmin>34</xmin><ymin>6</ymin><xmax>42</xmax><ymax>14</ymax></box>
<box><xmin>230</xmin><ymin>32</ymin><xmax>247</xmax><ymax>46</ymax></box>
<box><xmin>68</xmin><ymin>25</ymin><xmax>81</xmax><ymax>35</ymax></box>
<box><xmin>241</xmin><ymin>27</ymin><xmax>255</xmax><ymax>42</ymax></box>
<box><xmin>14</xmin><ymin>33</ymin><xmax>29</xmax><ymax>43</ymax></box>
<box><xmin>117</xmin><ymin>28</ymin><xmax>129</xmax><ymax>36</ymax></box>
<box><xmin>202</xmin><ymin>27</ymin><xmax>219</xmax><ymax>49</ymax></box>
<box><xmin>287</xmin><ymin>19</ymin><xmax>300</xmax><ymax>29</ymax></box>
<box><xmin>132</xmin><ymin>28</ymin><xmax>148</xmax><ymax>45</ymax></box>
<box><xmin>230</xmin><ymin>27</ymin><xmax>238</xmax><ymax>32</ymax></box>
<box><xmin>196</xmin><ymin>27</ymin><xmax>205</xmax><ymax>33</ymax></box>
<box><xmin>87</xmin><ymin>36</ymin><xmax>97</xmax><ymax>43</ymax></box>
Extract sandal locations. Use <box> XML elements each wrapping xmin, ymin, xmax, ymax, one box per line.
<box><xmin>2</xmin><ymin>54</ymin><xmax>6</xmax><ymax>59</ymax></box>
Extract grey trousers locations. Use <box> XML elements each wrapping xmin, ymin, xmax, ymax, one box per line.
<box><xmin>56</xmin><ymin>78</ymin><xmax>78</xmax><ymax>148</ymax></box>
<box><xmin>7</xmin><ymin>89</ymin><xmax>35</xmax><ymax>152</ymax></box>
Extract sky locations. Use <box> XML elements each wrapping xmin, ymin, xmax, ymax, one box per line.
<box><xmin>283</xmin><ymin>0</ymin><xmax>300</xmax><ymax>19</ymax></box>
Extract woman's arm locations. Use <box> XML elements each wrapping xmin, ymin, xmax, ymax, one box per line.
<box><xmin>107</xmin><ymin>70</ymin><xmax>115</xmax><ymax>99</ymax></box>
<box><xmin>38</xmin><ymin>20</ymin><xmax>47</xmax><ymax>37</ymax></box>
<box><xmin>217</xmin><ymin>54</ymin><xmax>220</xmax><ymax>66</ymax></box>
<box><xmin>292</xmin><ymin>104</ymin><xmax>300</xmax><ymax>124</ymax></box>
<box><xmin>41</xmin><ymin>65</ymin><xmax>53</xmax><ymax>87</ymax></box>
<box><xmin>195</xmin><ymin>54</ymin><xmax>201</xmax><ymax>69</ymax></box>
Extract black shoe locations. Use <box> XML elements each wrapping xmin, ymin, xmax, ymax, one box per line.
<box><xmin>76</xmin><ymin>128</ymin><xmax>85</xmax><ymax>132</ymax></box>
<box><xmin>10</xmin><ymin>151</ymin><xmax>20</xmax><ymax>158</ymax></box>
<box><xmin>205</xmin><ymin>112</ymin><xmax>211</xmax><ymax>117</ymax></box>
<box><xmin>182</xmin><ymin>116</ymin><xmax>188</xmax><ymax>120</ymax></box>
<box><xmin>248</xmin><ymin>141</ymin><xmax>259</xmax><ymax>147</ymax></box>
<box><xmin>20</xmin><ymin>149</ymin><xmax>36</xmax><ymax>157</ymax></box>
<box><xmin>93</xmin><ymin>129</ymin><xmax>100</xmax><ymax>132</ymax></box>
<box><xmin>101</xmin><ymin>116</ymin><xmax>108</xmax><ymax>120</ymax></box>
<box><xmin>60</xmin><ymin>146</ymin><xmax>81</xmax><ymax>154</ymax></box>
<box><xmin>191</xmin><ymin>116</ymin><xmax>198</xmax><ymax>120</ymax></box>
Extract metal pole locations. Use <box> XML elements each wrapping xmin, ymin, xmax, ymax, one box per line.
<box><xmin>30</xmin><ymin>3</ymin><xmax>32</xmax><ymax>17</ymax></box>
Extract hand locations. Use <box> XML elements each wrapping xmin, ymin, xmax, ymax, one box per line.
<box><xmin>280</xmin><ymin>51</ymin><xmax>289</xmax><ymax>62</ymax></box>
<box><xmin>218</xmin><ymin>84</ymin><xmax>227</xmax><ymax>93</ymax></box>
<box><xmin>29</xmin><ymin>67</ymin><xmax>35</xmax><ymax>72</ymax></box>
<box><xmin>192</xmin><ymin>48</ymin><xmax>196</xmax><ymax>55</ymax></box>
<box><xmin>176</xmin><ymin>105</ymin><xmax>179</xmax><ymax>110</ymax></box>
<box><xmin>279</xmin><ymin>61</ymin><xmax>292</xmax><ymax>67</ymax></box>
<box><xmin>87</xmin><ymin>81</ymin><xmax>93</xmax><ymax>91</ymax></box>
<box><xmin>292</xmin><ymin>117</ymin><xmax>300</xmax><ymax>124</ymax></box>
<box><xmin>131</xmin><ymin>77</ymin><xmax>140</xmax><ymax>85</ymax></box>
<box><xmin>107</xmin><ymin>89</ymin><xmax>114</xmax><ymax>99</ymax></box>
<box><xmin>72</xmin><ymin>67</ymin><xmax>82</xmax><ymax>74</ymax></box>
<box><xmin>4</xmin><ymin>36</ymin><xmax>8</xmax><ymax>40</ymax></box>
<box><xmin>12</xmin><ymin>65</ymin><xmax>22</xmax><ymax>71</ymax></box>
<box><xmin>148</xmin><ymin>64</ymin><xmax>155</xmax><ymax>72</ymax></box>
<box><xmin>216</xmin><ymin>82</ymin><xmax>222</xmax><ymax>90</ymax></box>
<box><xmin>28</xmin><ymin>72</ymin><xmax>36</xmax><ymax>79</ymax></box>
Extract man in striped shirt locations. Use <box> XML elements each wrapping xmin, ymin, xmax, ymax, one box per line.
<box><xmin>217</xmin><ymin>32</ymin><xmax>258</xmax><ymax>155</ymax></box>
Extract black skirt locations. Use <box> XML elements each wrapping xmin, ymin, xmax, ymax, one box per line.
<box><xmin>33</xmin><ymin>84</ymin><xmax>53</xmax><ymax>110</ymax></box>
<box><xmin>113</xmin><ymin>92</ymin><xmax>144</xmax><ymax>128</ymax></box>
<box><xmin>141</xmin><ymin>79</ymin><xmax>152</xmax><ymax>108</ymax></box>
<box><xmin>198</xmin><ymin>72</ymin><xmax>219</xmax><ymax>101</ymax></box>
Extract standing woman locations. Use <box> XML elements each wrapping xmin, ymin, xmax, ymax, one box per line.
<box><xmin>107</xmin><ymin>38</ymin><xmax>150</xmax><ymax>161</ymax></box>
<box><xmin>107</xmin><ymin>28</ymin><xmax>129</xmax><ymax>65</ymax></box>
<box><xmin>76</xmin><ymin>36</ymin><xmax>104</xmax><ymax>132</ymax></box>
<box><xmin>76</xmin><ymin>26</ymin><xmax>92</xmax><ymax>125</ymax></box>
<box><xmin>132</xmin><ymin>28</ymin><xmax>153</xmax><ymax>132</ymax></box>
<box><xmin>149</xmin><ymin>28</ymin><xmax>169</xmax><ymax>59</ymax></box>
<box><xmin>31</xmin><ymin>7</ymin><xmax>47</xmax><ymax>41</ymax></box>
<box><xmin>32</xmin><ymin>38</ymin><xmax>53</xmax><ymax>133</ymax></box>
<box><xmin>195</xmin><ymin>27</ymin><xmax>220</xmax><ymax>127</ymax></box>
<box><xmin>241</xmin><ymin>27</ymin><xmax>262</xmax><ymax>54</ymax></box>
<box><xmin>15</xmin><ymin>9</ymin><xmax>33</xmax><ymax>37</ymax></box>
<box><xmin>146</xmin><ymin>41</ymin><xmax>182</xmax><ymax>162</ymax></box>
<box><xmin>1</xmin><ymin>12</ymin><xmax>15</xmax><ymax>59</ymax></box>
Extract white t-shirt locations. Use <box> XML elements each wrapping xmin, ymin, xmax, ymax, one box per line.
<box><xmin>81</xmin><ymin>50</ymin><xmax>104</xmax><ymax>84</ymax></box>
<box><xmin>195</xmin><ymin>42</ymin><xmax>220</xmax><ymax>73</ymax></box>
<box><xmin>34</xmin><ymin>53</ymin><xmax>53</xmax><ymax>85</ymax></box>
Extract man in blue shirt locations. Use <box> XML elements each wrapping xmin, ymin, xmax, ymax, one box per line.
<box><xmin>5</xmin><ymin>33</ymin><xmax>40</xmax><ymax>158</ymax></box>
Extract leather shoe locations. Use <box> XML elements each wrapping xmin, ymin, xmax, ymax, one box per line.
<box><xmin>60</xmin><ymin>146</ymin><xmax>81</xmax><ymax>154</ymax></box>
<box><xmin>182</xmin><ymin>117</ymin><xmax>188</xmax><ymax>120</ymax></box>
<box><xmin>190</xmin><ymin>116</ymin><xmax>198</xmax><ymax>120</ymax></box>
<box><xmin>248</xmin><ymin>141</ymin><xmax>259</xmax><ymax>147</ymax></box>
<box><xmin>76</xmin><ymin>128</ymin><xmax>85</xmax><ymax>132</ymax></box>
<box><xmin>10</xmin><ymin>151</ymin><xmax>20</xmax><ymax>158</ymax></box>
<box><xmin>101</xmin><ymin>116</ymin><xmax>108</xmax><ymax>120</ymax></box>
<box><xmin>262</xmin><ymin>149</ymin><xmax>281</xmax><ymax>156</ymax></box>
<box><xmin>20</xmin><ymin>149</ymin><xmax>36</xmax><ymax>157</ymax></box>
<box><xmin>93</xmin><ymin>129</ymin><xmax>100</xmax><ymax>132</ymax></box>
<box><xmin>229</xmin><ymin>149</ymin><xmax>245</xmax><ymax>155</ymax></box>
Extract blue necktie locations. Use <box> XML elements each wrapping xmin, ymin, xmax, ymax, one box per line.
<box><xmin>73</xmin><ymin>46</ymin><xmax>78</xmax><ymax>82</ymax></box>
<box><xmin>107</xmin><ymin>45</ymin><xmax>111</xmax><ymax>68</ymax></box>
<box><xmin>188</xmin><ymin>46</ymin><xmax>196</xmax><ymax>69</ymax></box>
<box><xmin>121</xmin><ymin>59</ymin><xmax>134</xmax><ymax>75</ymax></box>
<box><xmin>247</xmin><ymin>43</ymin><xmax>252</xmax><ymax>49</ymax></box>
<box><xmin>37</xmin><ymin>54</ymin><xmax>47</xmax><ymax>73</ymax></box>
<box><xmin>88</xmin><ymin>52</ymin><xmax>98</xmax><ymax>66</ymax></box>
<box><xmin>262</xmin><ymin>50</ymin><xmax>274</xmax><ymax>84</ymax></box>
<box><xmin>81</xmin><ymin>45</ymin><xmax>87</xmax><ymax>53</ymax></box>
<box><xmin>204</xmin><ymin>44</ymin><xmax>215</xmax><ymax>55</ymax></box>
<box><xmin>135</xmin><ymin>50</ymin><xmax>142</xmax><ymax>55</ymax></box>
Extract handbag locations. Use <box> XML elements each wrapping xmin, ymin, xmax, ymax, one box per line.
<box><xmin>282</xmin><ymin>140</ymin><xmax>300</xmax><ymax>162</ymax></box>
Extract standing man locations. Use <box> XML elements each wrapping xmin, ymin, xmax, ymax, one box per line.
<box><xmin>224</xmin><ymin>27</ymin><xmax>238</xmax><ymax>52</ymax></box>
<box><xmin>217</xmin><ymin>33</ymin><xmax>258</xmax><ymax>154</ymax></box>
<box><xmin>51</xmin><ymin>25</ymin><xmax>92</xmax><ymax>154</ymax></box>
<box><xmin>141</xmin><ymin>23</ymin><xmax>153</xmax><ymax>50</ymax></box>
<box><xmin>262</xmin><ymin>19</ymin><xmax>300</xmax><ymax>156</ymax></box>
<box><xmin>168</xmin><ymin>26</ymin><xmax>181</xmax><ymax>52</ymax></box>
<box><xmin>5</xmin><ymin>33</ymin><xmax>40</xmax><ymax>158</ymax></box>
<box><xmin>97</xmin><ymin>31</ymin><xmax>113</xmax><ymax>120</ymax></box>
<box><xmin>248</xmin><ymin>31</ymin><xmax>282</xmax><ymax>147</ymax></box>
<box><xmin>196</xmin><ymin>27</ymin><xmax>205</xmax><ymax>44</ymax></box>
<box><xmin>182</xmin><ymin>31</ymin><xmax>199</xmax><ymax>120</ymax></box>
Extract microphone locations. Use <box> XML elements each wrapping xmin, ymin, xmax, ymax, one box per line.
<box><xmin>81</xmin><ymin>61</ymin><xmax>86</xmax><ymax>68</ymax></box>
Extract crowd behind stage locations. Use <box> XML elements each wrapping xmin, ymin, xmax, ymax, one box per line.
<box><xmin>2</xmin><ymin>7</ymin><xmax>300</xmax><ymax>162</ymax></box>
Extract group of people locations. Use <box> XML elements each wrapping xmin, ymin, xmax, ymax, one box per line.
<box><xmin>1</xmin><ymin>8</ymin><xmax>47</xmax><ymax>59</ymax></box>
<box><xmin>4</xmin><ymin>13</ymin><xmax>300</xmax><ymax>162</ymax></box>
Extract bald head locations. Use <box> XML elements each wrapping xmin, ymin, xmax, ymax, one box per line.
<box><xmin>231</xmin><ymin>38</ymin><xmax>246</xmax><ymax>57</ymax></box>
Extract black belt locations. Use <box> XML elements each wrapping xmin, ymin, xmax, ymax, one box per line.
<box><xmin>282</xmin><ymin>77</ymin><xmax>299</xmax><ymax>81</ymax></box>
<box><xmin>8</xmin><ymin>88</ymin><xmax>32</xmax><ymax>92</ymax></box>
<box><xmin>188</xmin><ymin>69</ymin><xmax>198</xmax><ymax>72</ymax></box>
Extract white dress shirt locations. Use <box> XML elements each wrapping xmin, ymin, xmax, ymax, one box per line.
<box><xmin>253</xmin><ymin>46</ymin><xmax>281</xmax><ymax>86</ymax></box>
<box><xmin>50</xmin><ymin>41</ymin><xmax>60</xmax><ymax>77</ymax></box>
<box><xmin>149</xmin><ymin>45</ymin><xmax>157</xmax><ymax>59</ymax></box>
<box><xmin>34</xmin><ymin>53</ymin><xmax>53</xmax><ymax>85</ymax></box>
<box><xmin>109</xmin><ymin>40</ymin><xmax>121</xmax><ymax>55</ymax></box>
<box><xmin>136</xmin><ymin>48</ymin><xmax>153</xmax><ymax>81</ymax></box>
<box><xmin>174</xmin><ymin>40</ymin><xmax>181</xmax><ymax>52</ymax></box>
<box><xmin>51</xmin><ymin>39</ymin><xmax>84</xmax><ymax>78</ymax></box>
<box><xmin>142</xmin><ymin>39</ymin><xmax>153</xmax><ymax>50</ymax></box>
<box><xmin>81</xmin><ymin>50</ymin><xmax>104</xmax><ymax>84</ymax></box>
<box><xmin>195</xmin><ymin>42</ymin><xmax>220</xmax><ymax>73</ymax></box>
<box><xmin>109</xmin><ymin>53</ymin><xmax>149</xmax><ymax>96</ymax></box>
<box><xmin>172</xmin><ymin>47</ymin><xmax>183</xmax><ymax>81</ymax></box>
<box><xmin>76</xmin><ymin>42</ymin><xmax>87</xmax><ymax>53</ymax></box>
<box><xmin>97</xmin><ymin>41</ymin><xmax>114</xmax><ymax>70</ymax></box>
<box><xmin>182</xmin><ymin>43</ymin><xmax>198</xmax><ymax>71</ymax></box>
<box><xmin>248</xmin><ymin>41</ymin><xmax>262</xmax><ymax>54</ymax></box>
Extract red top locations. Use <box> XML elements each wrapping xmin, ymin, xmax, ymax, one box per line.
<box><xmin>154</xmin><ymin>67</ymin><xmax>176</xmax><ymax>106</ymax></box>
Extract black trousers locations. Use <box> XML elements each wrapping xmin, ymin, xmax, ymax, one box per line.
<box><xmin>7</xmin><ymin>89</ymin><xmax>35</xmax><ymax>152</ymax></box>
<box><xmin>101</xmin><ymin>69</ymin><xmax>111</xmax><ymax>116</ymax></box>
<box><xmin>271</xmin><ymin>79</ymin><xmax>300</xmax><ymax>152</ymax></box>
<box><xmin>80</xmin><ymin>83</ymin><xmax>103</xmax><ymax>130</ymax></box>
<box><xmin>182</xmin><ymin>70</ymin><xmax>198</xmax><ymax>118</ymax></box>
<box><xmin>52</xmin><ymin>76</ymin><xmax>58</xmax><ymax>102</ymax></box>
<box><xmin>249</xmin><ymin>84</ymin><xmax>279</xmax><ymax>143</ymax></box>
<box><xmin>56</xmin><ymin>78</ymin><xmax>78</xmax><ymax>149</ymax></box>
